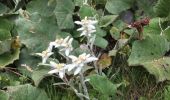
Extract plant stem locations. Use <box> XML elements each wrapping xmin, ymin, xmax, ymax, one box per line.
<box><xmin>79</xmin><ymin>72</ymin><xmax>90</xmax><ymax>100</ymax></box>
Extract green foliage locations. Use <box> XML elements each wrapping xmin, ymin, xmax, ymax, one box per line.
<box><xmin>27</xmin><ymin>0</ymin><xmax>56</xmax><ymax>16</ymax></box>
<box><xmin>54</xmin><ymin>0</ymin><xmax>75</xmax><ymax>29</ymax></box>
<box><xmin>0</xmin><ymin>90</ymin><xmax>9</xmax><ymax>100</ymax></box>
<box><xmin>128</xmin><ymin>35</ymin><xmax>169</xmax><ymax>65</ymax></box>
<box><xmin>15</xmin><ymin>14</ymin><xmax>59</xmax><ymax>53</ymax></box>
<box><xmin>128</xmin><ymin>35</ymin><xmax>170</xmax><ymax>82</ymax></box>
<box><xmin>1</xmin><ymin>0</ymin><xmax>170</xmax><ymax>99</ymax></box>
<box><xmin>7</xmin><ymin>84</ymin><xmax>50</xmax><ymax>100</ymax></box>
<box><xmin>88</xmin><ymin>74</ymin><xmax>119</xmax><ymax>97</ymax></box>
<box><xmin>154</xmin><ymin>0</ymin><xmax>170</xmax><ymax>17</ymax></box>
<box><xmin>105</xmin><ymin>0</ymin><xmax>135</xmax><ymax>14</ymax></box>
<box><xmin>79</xmin><ymin>5</ymin><xmax>97</xmax><ymax>19</ymax></box>
<box><xmin>0</xmin><ymin>49</ymin><xmax>20</xmax><ymax>68</ymax></box>
<box><xmin>99</xmin><ymin>15</ymin><xmax>118</xmax><ymax>27</ymax></box>
<box><xmin>0</xmin><ymin>3</ymin><xmax>9</xmax><ymax>14</ymax></box>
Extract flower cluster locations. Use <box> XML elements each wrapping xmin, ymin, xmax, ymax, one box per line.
<box><xmin>36</xmin><ymin>17</ymin><xmax>98</xmax><ymax>79</ymax></box>
<box><xmin>66</xmin><ymin>53</ymin><xmax>98</xmax><ymax>75</ymax></box>
<box><xmin>75</xmin><ymin>17</ymin><xmax>98</xmax><ymax>37</ymax></box>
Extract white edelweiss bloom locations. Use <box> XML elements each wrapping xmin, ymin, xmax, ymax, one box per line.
<box><xmin>36</xmin><ymin>50</ymin><xmax>53</xmax><ymax>64</ymax></box>
<box><xmin>48</xmin><ymin>61</ymin><xmax>66</xmax><ymax>79</ymax></box>
<box><xmin>66</xmin><ymin>53</ymin><xmax>98</xmax><ymax>75</ymax></box>
<box><xmin>49</xmin><ymin>36</ymin><xmax>69</xmax><ymax>49</ymax></box>
<box><xmin>60</xmin><ymin>37</ymin><xmax>73</xmax><ymax>56</ymax></box>
<box><xmin>75</xmin><ymin>17</ymin><xmax>98</xmax><ymax>37</ymax></box>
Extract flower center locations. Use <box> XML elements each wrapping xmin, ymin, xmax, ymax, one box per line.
<box><xmin>55</xmin><ymin>63</ymin><xmax>65</xmax><ymax>69</ymax></box>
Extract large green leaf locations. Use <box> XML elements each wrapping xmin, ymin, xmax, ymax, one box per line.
<box><xmin>105</xmin><ymin>0</ymin><xmax>135</xmax><ymax>14</ymax></box>
<box><xmin>128</xmin><ymin>35</ymin><xmax>169</xmax><ymax>66</ymax></box>
<box><xmin>0</xmin><ymin>3</ymin><xmax>9</xmax><ymax>14</ymax></box>
<box><xmin>142</xmin><ymin>57</ymin><xmax>170</xmax><ymax>82</ymax></box>
<box><xmin>7</xmin><ymin>84</ymin><xmax>50</xmax><ymax>100</ymax></box>
<box><xmin>27</xmin><ymin>0</ymin><xmax>56</xmax><ymax>16</ymax></box>
<box><xmin>15</xmin><ymin>14</ymin><xmax>59</xmax><ymax>53</ymax></box>
<box><xmin>32</xmin><ymin>67</ymin><xmax>50</xmax><ymax>86</ymax></box>
<box><xmin>99</xmin><ymin>15</ymin><xmax>118</xmax><ymax>27</ymax></box>
<box><xmin>17</xmin><ymin>48</ymin><xmax>41</xmax><ymax>77</ymax></box>
<box><xmin>154</xmin><ymin>0</ymin><xmax>170</xmax><ymax>17</ymax></box>
<box><xmin>0</xmin><ymin>40</ymin><xmax>12</xmax><ymax>55</ymax></box>
<box><xmin>136</xmin><ymin>0</ymin><xmax>156</xmax><ymax>17</ymax></box>
<box><xmin>0</xmin><ymin>18</ymin><xmax>13</xmax><ymax>30</ymax></box>
<box><xmin>0</xmin><ymin>90</ymin><xmax>9</xmax><ymax>100</ymax></box>
<box><xmin>143</xmin><ymin>18</ymin><xmax>161</xmax><ymax>36</ymax></box>
<box><xmin>88</xmin><ymin>74</ymin><xmax>118</xmax><ymax>96</ymax></box>
<box><xmin>54</xmin><ymin>0</ymin><xmax>74</xmax><ymax>29</ymax></box>
<box><xmin>164</xmin><ymin>86</ymin><xmax>170</xmax><ymax>100</ymax></box>
<box><xmin>79</xmin><ymin>5</ymin><xmax>97</xmax><ymax>19</ymax></box>
<box><xmin>94</xmin><ymin>36</ymin><xmax>108</xmax><ymax>49</ymax></box>
<box><xmin>0</xmin><ymin>49</ymin><xmax>20</xmax><ymax>68</ymax></box>
<box><xmin>0</xmin><ymin>29</ymin><xmax>11</xmax><ymax>41</ymax></box>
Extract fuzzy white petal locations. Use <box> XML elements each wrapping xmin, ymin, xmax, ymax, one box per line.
<box><xmin>66</xmin><ymin>64</ymin><xmax>76</xmax><ymax>71</ymax></box>
<box><xmin>69</xmin><ymin>55</ymin><xmax>78</xmax><ymax>61</ymax></box>
<box><xmin>74</xmin><ymin>21</ymin><xmax>82</xmax><ymax>25</ymax></box>
<box><xmin>65</xmin><ymin>49</ymin><xmax>70</xmax><ymax>56</ymax></box>
<box><xmin>74</xmin><ymin>66</ymin><xmax>83</xmax><ymax>75</ymax></box>
<box><xmin>63</xmin><ymin>36</ymin><xmax>70</xmax><ymax>43</ymax></box>
<box><xmin>80</xmin><ymin>31</ymin><xmax>87</xmax><ymax>36</ymax></box>
<box><xmin>87</xmin><ymin>25</ymin><xmax>95</xmax><ymax>30</ymax></box>
<box><xmin>89</xmin><ymin>20</ymin><xmax>98</xmax><ymax>25</ymax></box>
<box><xmin>68</xmin><ymin>38</ymin><xmax>73</xmax><ymax>44</ymax></box>
<box><xmin>50</xmin><ymin>61</ymin><xmax>57</xmax><ymax>68</ymax></box>
<box><xmin>59</xmin><ymin>71</ymin><xmax>65</xmax><ymax>79</ymax></box>
<box><xmin>47</xmin><ymin>52</ymin><xmax>53</xmax><ymax>57</ymax></box>
<box><xmin>35</xmin><ymin>53</ymin><xmax>43</xmax><ymax>56</ymax></box>
<box><xmin>85</xmin><ymin>57</ymin><xmax>98</xmax><ymax>63</ymax></box>
<box><xmin>42</xmin><ymin>57</ymin><xmax>47</xmax><ymax>64</ymax></box>
<box><xmin>48</xmin><ymin>69</ymin><xmax>59</xmax><ymax>74</ymax></box>
<box><xmin>77</xmin><ymin>27</ymin><xmax>85</xmax><ymax>31</ymax></box>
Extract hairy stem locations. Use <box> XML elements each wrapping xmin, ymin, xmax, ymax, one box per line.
<box><xmin>79</xmin><ymin>72</ymin><xmax>90</xmax><ymax>100</ymax></box>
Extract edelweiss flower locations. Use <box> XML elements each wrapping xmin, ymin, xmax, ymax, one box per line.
<box><xmin>48</xmin><ymin>61</ymin><xmax>66</xmax><ymax>79</ymax></box>
<box><xmin>48</xmin><ymin>36</ymin><xmax>73</xmax><ymax>56</ymax></box>
<box><xmin>75</xmin><ymin>17</ymin><xmax>98</xmax><ymax>37</ymax></box>
<box><xmin>60</xmin><ymin>38</ymin><xmax>73</xmax><ymax>56</ymax></box>
<box><xmin>66</xmin><ymin>53</ymin><xmax>98</xmax><ymax>75</ymax></box>
<box><xmin>36</xmin><ymin>50</ymin><xmax>53</xmax><ymax>64</ymax></box>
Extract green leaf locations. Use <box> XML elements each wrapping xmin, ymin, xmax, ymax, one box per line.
<box><xmin>164</xmin><ymin>86</ymin><xmax>170</xmax><ymax>100</ymax></box>
<box><xmin>0</xmin><ymin>90</ymin><xmax>9</xmax><ymax>100</ymax></box>
<box><xmin>99</xmin><ymin>15</ymin><xmax>118</xmax><ymax>27</ymax></box>
<box><xmin>94</xmin><ymin>36</ymin><xmax>108</xmax><ymax>48</ymax></box>
<box><xmin>7</xmin><ymin>84</ymin><xmax>50</xmax><ymax>100</ymax></box>
<box><xmin>0</xmin><ymin>49</ymin><xmax>20</xmax><ymax>68</ymax></box>
<box><xmin>136</xmin><ymin>0</ymin><xmax>156</xmax><ymax>17</ymax></box>
<box><xmin>0</xmin><ymin>40</ymin><xmax>12</xmax><ymax>55</ymax></box>
<box><xmin>142</xmin><ymin>57</ymin><xmax>170</xmax><ymax>82</ymax></box>
<box><xmin>105</xmin><ymin>0</ymin><xmax>134</xmax><ymax>14</ymax></box>
<box><xmin>17</xmin><ymin>48</ymin><xmax>40</xmax><ymax>77</ymax></box>
<box><xmin>0</xmin><ymin>29</ymin><xmax>11</xmax><ymax>41</ymax></box>
<box><xmin>143</xmin><ymin>18</ymin><xmax>161</xmax><ymax>36</ymax></box>
<box><xmin>163</xmin><ymin>27</ymin><xmax>170</xmax><ymax>41</ymax></box>
<box><xmin>79</xmin><ymin>5</ymin><xmax>97</xmax><ymax>19</ymax></box>
<box><xmin>27</xmin><ymin>0</ymin><xmax>56</xmax><ymax>16</ymax></box>
<box><xmin>74</xmin><ymin>0</ymin><xmax>83</xmax><ymax>6</ymax></box>
<box><xmin>32</xmin><ymin>67</ymin><xmax>50</xmax><ymax>86</ymax></box>
<box><xmin>0</xmin><ymin>3</ymin><xmax>9</xmax><ymax>14</ymax></box>
<box><xmin>154</xmin><ymin>0</ymin><xmax>170</xmax><ymax>17</ymax></box>
<box><xmin>88</xmin><ymin>74</ymin><xmax>118</xmax><ymax>96</ymax></box>
<box><xmin>0</xmin><ymin>18</ymin><xmax>13</xmax><ymax>31</ymax></box>
<box><xmin>128</xmin><ymin>35</ymin><xmax>169</xmax><ymax>66</ymax></box>
<box><xmin>15</xmin><ymin>14</ymin><xmax>59</xmax><ymax>53</ymax></box>
<box><xmin>95</xmin><ymin>26</ymin><xmax>107</xmax><ymax>37</ymax></box>
<box><xmin>54</xmin><ymin>0</ymin><xmax>74</xmax><ymax>29</ymax></box>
